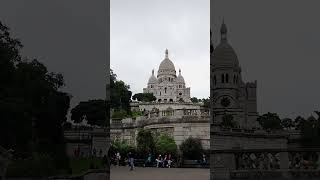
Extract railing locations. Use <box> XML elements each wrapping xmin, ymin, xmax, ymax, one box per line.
<box><xmin>211</xmin><ymin>148</ymin><xmax>320</xmax><ymax>179</ymax></box>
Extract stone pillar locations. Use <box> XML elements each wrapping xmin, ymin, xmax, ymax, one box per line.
<box><xmin>279</xmin><ymin>152</ymin><xmax>290</xmax><ymax>179</ymax></box>
<box><xmin>211</xmin><ymin>153</ymin><xmax>235</xmax><ymax>180</ymax></box>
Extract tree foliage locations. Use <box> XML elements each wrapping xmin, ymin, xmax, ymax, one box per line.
<box><xmin>179</xmin><ymin>137</ymin><xmax>203</xmax><ymax>160</ymax></box>
<box><xmin>136</xmin><ymin>129</ymin><xmax>155</xmax><ymax>155</ymax></box>
<box><xmin>155</xmin><ymin>134</ymin><xmax>177</xmax><ymax>156</ymax></box>
<box><xmin>0</xmin><ymin>21</ymin><xmax>70</xmax><ymax>169</ymax></box>
<box><xmin>110</xmin><ymin>69</ymin><xmax>132</xmax><ymax>113</ymax></box>
<box><xmin>257</xmin><ymin>112</ymin><xmax>282</xmax><ymax>130</ymax></box>
<box><xmin>190</xmin><ymin>97</ymin><xmax>199</xmax><ymax>103</ymax></box>
<box><xmin>71</xmin><ymin>99</ymin><xmax>107</xmax><ymax>126</ymax></box>
<box><xmin>132</xmin><ymin>93</ymin><xmax>156</xmax><ymax>102</ymax></box>
<box><xmin>111</xmin><ymin>140</ymin><xmax>135</xmax><ymax>158</ymax></box>
<box><xmin>300</xmin><ymin>113</ymin><xmax>320</xmax><ymax>147</ymax></box>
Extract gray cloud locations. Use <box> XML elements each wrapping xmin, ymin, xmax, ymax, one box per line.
<box><xmin>212</xmin><ymin>0</ymin><xmax>320</xmax><ymax>118</ymax></box>
<box><xmin>0</xmin><ymin>0</ymin><xmax>108</xmax><ymax>117</ymax></box>
<box><xmin>111</xmin><ymin>0</ymin><xmax>210</xmax><ymax>99</ymax></box>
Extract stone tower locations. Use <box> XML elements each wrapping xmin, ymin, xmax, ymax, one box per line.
<box><xmin>211</xmin><ymin>22</ymin><xmax>259</xmax><ymax>129</ymax></box>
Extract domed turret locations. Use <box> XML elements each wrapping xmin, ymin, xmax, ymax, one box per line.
<box><xmin>176</xmin><ymin>69</ymin><xmax>185</xmax><ymax>84</ymax></box>
<box><xmin>212</xmin><ymin>21</ymin><xmax>239</xmax><ymax>68</ymax></box>
<box><xmin>148</xmin><ymin>69</ymin><xmax>157</xmax><ymax>84</ymax></box>
<box><xmin>157</xmin><ymin>49</ymin><xmax>176</xmax><ymax>78</ymax></box>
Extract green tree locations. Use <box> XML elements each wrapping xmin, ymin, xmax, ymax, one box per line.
<box><xmin>300</xmin><ymin>113</ymin><xmax>320</xmax><ymax>147</ymax></box>
<box><xmin>221</xmin><ymin>114</ymin><xmax>237</xmax><ymax>128</ymax></box>
<box><xmin>257</xmin><ymin>112</ymin><xmax>282</xmax><ymax>130</ymax></box>
<box><xmin>179</xmin><ymin>137</ymin><xmax>203</xmax><ymax>160</ymax></box>
<box><xmin>132</xmin><ymin>93</ymin><xmax>156</xmax><ymax>102</ymax></box>
<box><xmin>71</xmin><ymin>99</ymin><xmax>107</xmax><ymax>126</ymax></box>
<box><xmin>110</xmin><ymin>69</ymin><xmax>132</xmax><ymax>113</ymax></box>
<box><xmin>111</xmin><ymin>140</ymin><xmax>135</xmax><ymax>157</ymax></box>
<box><xmin>201</xmin><ymin>98</ymin><xmax>210</xmax><ymax>108</ymax></box>
<box><xmin>294</xmin><ymin>116</ymin><xmax>306</xmax><ymax>130</ymax></box>
<box><xmin>0</xmin><ymin>21</ymin><xmax>70</xmax><ymax>170</ymax></box>
<box><xmin>155</xmin><ymin>134</ymin><xmax>177</xmax><ymax>157</ymax></box>
<box><xmin>281</xmin><ymin>118</ymin><xmax>294</xmax><ymax>130</ymax></box>
<box><xmin>136</xmin><ymin>129</ymin><xmax>155</xmax><ymax>155</ymax></box>
<box><xmin>190</xmin><ymin>97</ymin><xmax>199</xmax><ymax>103</ymax></box>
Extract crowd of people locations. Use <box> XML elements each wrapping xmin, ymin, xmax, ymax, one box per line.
<box><xmin>110</xmin><ymin>151</ymin><xmax>208</xmax><ymax>171</ymax></box>
<box><xmin>155</xmin><ymin>154</ymin><xmax>173</xmax><ymax>168</ymax></box>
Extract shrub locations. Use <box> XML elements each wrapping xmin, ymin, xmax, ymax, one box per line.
<box><xmin>111</xmin><ymin>109</ymin><xmax>128</xmax><ymax>119</ymax></box>
<box><xmin>6</xmin><ymin>153</ymin><xmax>60</xmax><ymax>177</ymax></box>
<box><xmin>155</xmin><ymin>133</ymin><xmax>177</xmax><ymax>157</ymax></box>
<box><xmin>180</xmin><ymin>137</ymin><xmax>203</xmax><ymax>160</ymax></box>
<box><xmin>111</xmin><ymin>140</ymin><xmax>136</xmax><ymax>158</ymax></box>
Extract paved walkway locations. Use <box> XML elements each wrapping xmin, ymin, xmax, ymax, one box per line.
<box><xmin>110</xmin><ymin>166</ymin><xmax>209</xmax><ymax>180</ymax></box>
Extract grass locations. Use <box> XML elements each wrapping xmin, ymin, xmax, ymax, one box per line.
<box><xmin>69</xmin><ymin>157</ymin><xmax>104</xmax><ymax>175</ymax></box>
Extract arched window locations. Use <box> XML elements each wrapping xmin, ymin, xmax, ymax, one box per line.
<box><xmin>221</xmin><ymin>74</ymin><xmax>225</xmax><ymax>83</ymax></box>
<box><xmin>226</xmin><ymin>74</ymin><xmax>229</xmax><ymax>83</ymax></box>
<box><xmin>214</xmin><ymin>75</ymin><xmax>216</xmax><ymax>85</ymax></box>
<box><xmin>165</xmin><ymin>87</ymin><xmax>167</xmax><ymax>94</ymax></box>
<box><xmin>233</xmin><ymin>75</ymin><xmax>236</xmax><ymax>84</ymax></box>
<box><xmin>160</xmin><ymin>91</ymin><xmax>161</xmax><ymax>96</ymax></box>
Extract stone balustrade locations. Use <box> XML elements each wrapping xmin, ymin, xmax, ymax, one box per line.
<box><xmin>211</xmin><ymin>148</ymin><xmax>320</xmax><ymax>180</ymax></box>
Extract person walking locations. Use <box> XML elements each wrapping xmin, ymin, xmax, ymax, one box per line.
<box><xmin>167</xmin><ymin>154</ymin><xmax>173</xmax><ymax>168</ymax></box>
<box><xmin>145</xmin><ymin>153</ymin><xmax>152</xmax><ymax>167</ymax></box>
<box><xmin>116</xmin><ymin>151</ymin><xmax>121</xmax><ymax>166</ymax></box>
<box><xmin>201</xmin><ymin>154</ymin><xmax>207</xmax><ymax>167</ymax></box>
<box><xmin>128</xmin><ymin>152</ymin><xmax>134</xmax><ymax>171</ymax></box>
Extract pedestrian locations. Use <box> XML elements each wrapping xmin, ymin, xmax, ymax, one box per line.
<box><xmin>163</xmin><ymin>154</ymin><xmax>168</xmax><ymax>167</ymax></box>
<box><xmin>128</xmin><ymin>152</ymin><xmax>134</xmax><ymax>171</ymax></box>
<box><xmin>145</xmin><ymin>152</ymin><xmax>152</xmax><ymax>167</ymax></box>
<box><xmin>116</xmin><ymin>151</ymin><xmax>121</xmax><ymax>166</ymax></box>
<box><xmin>93</xmin><ymin>148</ymin><xmax>97</xmax><ymax>157</ymax></box>
<box><xmin>156</xmin><ymin>155</ymin><xmax>162</xmax><ymax>168</ymax></box>
<box><xmin>201</xmin><ymin>154</ymin><xmax>207</xmax><ymax>167</ymax></box>
<box><xmin>167</xmin><ymin>154</ymin><xmax>173</xmax><ymax>168</ymax></box>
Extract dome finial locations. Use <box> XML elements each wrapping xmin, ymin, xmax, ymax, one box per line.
<box><xmin>179</xmin><ymin>68</ymin><xmax>181</xmax><ymax>75</ymax></box>
<box><xmin>165</xmin><ymin>49</ymin><xmax>169</xmax><ymax>59</ymax></box>
<box><xmin>221</xmin><ymin>18</ymin><xmax>227</xmax><ymax>42</ymax></box>
<box><xmin>152</xmin><ymin>69</ymin><xmax>154</xmax><ymax>75</ymax></box>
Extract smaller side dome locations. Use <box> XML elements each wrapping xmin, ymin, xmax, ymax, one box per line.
<box><xmin>148</xmin><ymin>69</ymin><xmax>157</xmax><ymax>84</ymax></box>
<box><xmin>176</xmin><ymin>69</ymin><xmax>185</xmax><ymax>84</ymax></box>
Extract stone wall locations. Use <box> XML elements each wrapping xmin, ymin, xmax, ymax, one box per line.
<box><xmin>110</xmin><ymin>115</ymin><xmax>210</xmax><ymax>149</ymax></box>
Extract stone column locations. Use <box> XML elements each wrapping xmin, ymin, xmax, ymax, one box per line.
<box><xmin>211</xmin><ymin>153</ymin><xmax>235</xmax><ymax>180</ymax></box>
<box><xmin>279</xmin><ymin>152</ymin><xmax>290</xmax><ymax>179</ymax></box>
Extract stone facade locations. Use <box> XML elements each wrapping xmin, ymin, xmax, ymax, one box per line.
<box><xmin>143</xmin><ymin>49</ymin><xmax>191</xmax><ymax>103</ymax></box>
<box><xmin>64</xmin><ymin>128</ymin><xmax>109</xmax><ymax>158</ymax></box>
<box><xmin>111</xmin><ymin>108</ymin><xmax>210</xmax><ymax>149</ymax></box>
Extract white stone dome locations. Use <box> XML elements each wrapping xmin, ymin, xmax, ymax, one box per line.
<box><xmin>176</xmin><ymin>69</ymin><xmax>185</xmax><ymax>84</ymax></box>
<box><xmin>159</xmin><ymin>59</ymin><xmax>175</xmax><ymax>71</ymax></box>
<box><xmin>148</xmin><ymin>70</ymin><xmax>157</xmax><ymax>84</ymax></box>
<box><xmin>157</xmin><ymin>49</ymin><xmax>176</xmax><ymax>77</ymax></box>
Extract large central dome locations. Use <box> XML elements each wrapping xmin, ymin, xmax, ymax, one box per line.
<box><xmin>212</xmin><ymin>22</ymin><xmax>239</xmax><ymax>68</ymax></box>
<box><xmin>157</xmin><ymin>49</ymin><xmax>176</xmax><ymax>78</ymax></box>
<box><xmin>212</xmin><ymin>42</ymin><xmax>239</xmax><ymax>67</ymax></box>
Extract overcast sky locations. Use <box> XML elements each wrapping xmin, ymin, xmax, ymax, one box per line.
<box><xmin>1</xmin><ymin>1</ymin><xmax>319</xmax><ymax>120</ymax></box>
<box><xmin>111</xmin><ymin>0</ymin><xmax>210</xmax><ymax>99</ymax></box>
<box><xmin>212</xmin><ymin>0</ymin><xmax>320</xmax><ymax>118</ymax></box>
<box><xmin>0</xmin><ymin>1</ymin><xmax>107</xmax><ymax>119</ymax></box>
